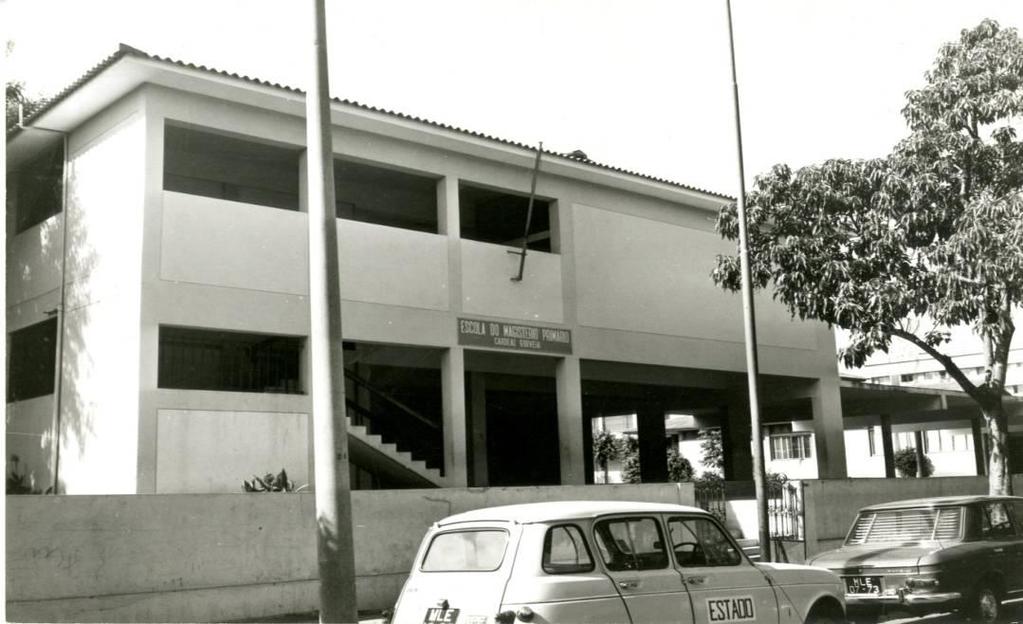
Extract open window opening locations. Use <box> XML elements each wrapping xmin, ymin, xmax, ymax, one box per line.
<box><xmin>334</xmin><ymin>159</ymin><xmax>439</xmax><ymax>233</ymax></box>
<box><xmin>459</xmin><ymin>183</ymin><xmax>554</xmax><ymax>252</ymax></box>
<box><xmin>8</xmin><ymin>141</ymin><xmax>63</xmax><ymax>234</ymax></box>
<box><xmin>163</xmin><ymin>123</ymin><xmax>301</xmax><ymax>210</ymax></box>
<box><xmin>158</xmin><ymin>326</ymin><xmax>304</xmax><ymax>394</ymax></box>
<box><xmin>7</xmin><ymin>318</ymin><xmax>58</xmax><ymax>402</ymax></box>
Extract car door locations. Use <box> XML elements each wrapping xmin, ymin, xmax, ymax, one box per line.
<box><xmin>980</xmin><ymin>500</ymin><xmax>1019</xmax><ymax>592</ymax></box>
<box><xmin>666</xmin><ymin>515</ymin><xmax>779</xmax><ymax>624</ymax></box>
<box><xmin>593</xmin><ymin>515</ymin><xmax>694</xmax><ymax>623</ymax></box>
<box><xmin>1004</xmin><ymin>501</ymin><xmax>1023</xmax><ymax>599</ymax></box>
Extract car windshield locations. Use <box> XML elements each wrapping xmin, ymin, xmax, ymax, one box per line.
<box><xmin>845</xmin><ymin>506</ymin><xmax>962</xmax><ymax>545</ymax></box>
<box><xmin>421</xmin><ymin>530</ymin><xmax>508</xmax><ymax>572</ymax></box>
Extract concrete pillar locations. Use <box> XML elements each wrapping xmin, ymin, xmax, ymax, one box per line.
<box><xmin>809</xmin><ymin>378</ymin><xmax>848</xmax><ymax>478</ymax></box>
<box><xmin>556</xmin><ymin>356</ymin><xmax>585</xmax><ymax>484</ymax></box>
<box><xmin>880</xmin><ymin>414</ymin><xmax>896</xmax><ymax>478</ymax></box>
<box><xmin>468</xmin><ymin>372</ymin><xmax>488</xmax><ymax>486</ymax></box>
<box><xmin>971</xmin><ymin>415</ymin><xmax>987</xmax><ymax>476</ymax></box>
<box><xmin>438</xmin><ymin>174</ymin><xmax>467</xmax><ymax>486</ymax></box>
<box><xmin>914</xmin><ymin>430</ymin><xmax>927</xmax><ymax>477</ymax></box>
<box><xmin>637</xmin><ymin>402</ymin><xmax>668</xmax><ymax>483</ymax></box>
<box><xmin>441</xmin><ymin>348</ymin><xmax>468</xmax><ymax>486</ymax></box>
<box><xmin>723</xmin><ymin>396</ymin><xmax>752</xmax><ymax>480</ymax></box>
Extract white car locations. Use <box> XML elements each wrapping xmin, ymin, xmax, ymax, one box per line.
<box><xmin>391</xmin><ymin>501</ymin><xmax>845</xmax><ymax>624</ymax></box>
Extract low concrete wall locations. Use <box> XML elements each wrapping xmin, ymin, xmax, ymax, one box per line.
<box><xmin>802</xmin><ymin>475</ymin><xmax>1023</xmax><ymax>558</ymax></box>
<box><xmin>6</xmin><ymin>483</ymin><xmax>694</xmax><ymax>622</ymax></box>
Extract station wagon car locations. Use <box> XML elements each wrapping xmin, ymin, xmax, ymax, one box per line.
<box><xmin>807</xmin><ymin>495</ymin><xmax>1023</xmax><ymax>622</ymax></box>
<box><xmin>391</xmin><ymin>501</ymin><xmax>845</xmax><ymax>624</ymax></box>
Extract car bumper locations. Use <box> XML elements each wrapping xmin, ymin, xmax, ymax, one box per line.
<box><xmin>846</xmin><ymin>591</ymin><xmax>962</xmax><ymax>610</ymax></box>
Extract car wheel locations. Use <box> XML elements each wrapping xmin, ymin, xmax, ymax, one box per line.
<box><xmin>970</xmin><ymin>583</ymin><xmax>1001</xmax><ymax>622</ymax></box>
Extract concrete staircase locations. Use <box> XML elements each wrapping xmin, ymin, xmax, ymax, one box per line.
<box><xmin>347</xmin><ymin>417</ymin><xmax>445</xmax><ymax>488</ymax></box>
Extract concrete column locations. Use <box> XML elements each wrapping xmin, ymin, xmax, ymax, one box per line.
<box><xmin>468</xmin><ymin>372</ymin><xmax>488</xmax><ymax>486</ymax></box>
<box><xmin>637</xmin><ymin>402</ymin><xmax>668</xmax><ymax>483</ymax></box>
<box><xmin>809</xmin><ymin>378</ymin><xmax>848</xmax><ymax>478</ymax></box>
<box><xmin>971</xmin><ymin>415</ymin><xmax>987</xmax><ymax>476</ymax></box>
<box><xmin>914</xmin><ymin>430</ymin><xmax>927</xmax><ymax>477</ymax></box>
<box><xmin>556</xmin><ymin>356</ymin><xmax>585</xmax><ymax>484</ymax></box>
<box><xmin>880</xmin><ymin>414</ymin><xmax>896</xmax><ymax>478</ymax></box>
<box><xmin>724</xmin><ymin>396</ymin><xmax>752</xmax><ymax>480</ymax></box>
<box><xmin>441</xmin><ymin>347</ymin><xmax>468</xmax><ymax>486</ymax></box>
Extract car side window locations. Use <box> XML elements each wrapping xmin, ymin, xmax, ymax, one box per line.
<box><xmin>593</xmin><ymin>517</ymin><xmax>668</xmax><ymax>571</ymax></box>
<box><xmin>543</xmin><ymin>524</ymin><xmax>594</xmax><ymax>574</ymax></box>
<box><xmin>667</xmin><ymin>516</ymin><xmax>742</xmax><ymax>567</ymax></box>
<box><xmin>1014</xmin><ymin>502</ymin><xmax>1023</xmax><ymax>536</ymax></box>
<box><xmin>981</xmin><ymin>503</ymin><xmax>1014</xmax><ymax>538</ymax></box>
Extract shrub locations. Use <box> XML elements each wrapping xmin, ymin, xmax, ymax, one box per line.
<box><xmin>894</xmin><ymin>447</ymin><xmax>934</xmax><ymax>478</ymax></box>
<box><xmin>667</xmin><ymin>449</ymin><xmax>695</xmax><ymax>482</ymax></box>
<box><xmin>243</xmin><ymin>468</ymin><xmax>305</xmax><ymax>492</ymax></box>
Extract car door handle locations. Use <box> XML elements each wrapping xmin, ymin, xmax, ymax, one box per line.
<box><xmin>618</xmin><ymin>580</ymin><xmax>639</xmax><ymax>589</ymax></box>
<box><xmin>686</xmin><ymin>576</ymin><xmax>707</xmax><ymax>585</ymax></box>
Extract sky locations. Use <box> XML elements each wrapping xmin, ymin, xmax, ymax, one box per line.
<box><xmin>3</xmin><ymin>0</ymin><xmax>1023</xmax><ymax>196</ymax></box>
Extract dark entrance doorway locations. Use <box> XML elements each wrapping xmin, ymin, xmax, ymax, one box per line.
<box><xmin>486</xmin><ymin>387</ymin><xmax>560</xmax><ymax>486</ymax></box>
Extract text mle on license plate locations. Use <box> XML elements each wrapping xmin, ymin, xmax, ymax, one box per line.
<box><xmin>845</xmin><ymin>576</ymin><xmax>884</xmax><ymax>595</ymax></box>
<box><xmin>424</xmin><ymin>607</ymin><xmax>460</xmax><ymax>624</ymax></box>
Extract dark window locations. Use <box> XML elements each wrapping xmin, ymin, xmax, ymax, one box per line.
<box><xmin>163</xmin><ymin>124</ymin><xmax>300</xmax><ymax>210</ymax></box>
<box><xmin>593</xmin><ymin>517</ymin><xmax>667</xmax><ymax>571</ymax></box>
<box><xmin>9</xmin><ymin>141</ymin><xmax>63</xmax><ymax>234</ymax></box>
<box><xmin>158</xmin><ymin>326</ymin><xmax>304</xmax><ymax>394</ymax></box>
<box><xmin>542</xmin><ymin>524</ymin><xmax>594</xmax><ymax>574</ymax></box>
<box><xmin>7</xmin><ymin>318</ymin><xmax>58</xmax><ymax>402</ymax></box>
<box><xmin>459</xmin><ymin>183</ymin><xmax>554</xmax><ymax>252</ymax></box>
<box><xmin>900</xmin><ymin>373</ymin><xmax>914</xmax><ymax>383</ymax></box>
<box><xmin>668</xmin><ymin>516</ymin><xmax>742</xmax><ymax>567</ymax></box>
<box><xmin>334</xmin><ymin>160</ymin><xmax>439</xmax><ymax>233</ymax></box>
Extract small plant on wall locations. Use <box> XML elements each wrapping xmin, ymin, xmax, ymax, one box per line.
<box><xmin>6</xmin><ymin>455</ymin><xmax>52</xmax><ymax>495</ymax></box>
<box><xmin>243</xmin><ymin>468</ymin><xmax>306</xmax><ymax>492</ymax></box>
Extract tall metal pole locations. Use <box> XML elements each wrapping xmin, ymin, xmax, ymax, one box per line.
<box><xmin>725</xmin><ymin>0</ymin><xmax>770</xmax><ymax>562</ymax></box>
<box><xmin>306</xmin><ymin>0</ymin><xmax>359</xmax><ymax>620</ymax></box>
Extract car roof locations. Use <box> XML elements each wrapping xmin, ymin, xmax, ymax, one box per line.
<box><xmin>861</xmin><ymin>494</ymin><xmax>1023</xmax><ymax>512</ymax></box>
<box><xmin>435</xmin><ymin>500</ymin><xmax>707</xmax><ymax>527</ymax></box>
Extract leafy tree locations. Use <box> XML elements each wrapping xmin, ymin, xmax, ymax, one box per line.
<box><xmin>617</xmin><ymin>436</ymin><xmax>642</xmax><ymax>484</ymax></box>
<box><xmin>667</xmin><ymin>448</ymin><xmax>695</xmax><ymax>482</ymax></box>
<box><xmin>5</xmin><ymin>42</ymin><xmax>41</xmax><ymax>128</ymax></box>
<box><xmin>699</xmin><ymin>428</ymin><xmax>724</xmax><ymax>475</ymax></box>
<box><xmin>894</xmin><ymin>447</ymin><xmax>934</xmax><ymax>478</ymax></box>
<box><xmin>712</xmin><ymin>19</ymin><xmax>1023</xmax><ymax>495</ymax></box>
<box><xmin>592</xmin><ymin>430</ymin><xmax>622</xmax><ymax>484</ymax></box>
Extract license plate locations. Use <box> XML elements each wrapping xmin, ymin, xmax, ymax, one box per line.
<box><xmin>844</xmin><ymin>576</ymin><xmax>883</xmax><ymax>595</ymax></box>
<box><xmin>424</xmin><ymin>608</ymin><xmax>460</xmax><ymax>624</ymax></box>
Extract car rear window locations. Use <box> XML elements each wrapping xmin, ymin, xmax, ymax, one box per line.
<box><xmin>421</xmin><ymin>530</ymin><xmax>508</xmax><ymax>572</ymax></box>
<box><xmin>845</xmin><ymin>506</ymin><xmax>962</xmax><ymax>544</ymax></box>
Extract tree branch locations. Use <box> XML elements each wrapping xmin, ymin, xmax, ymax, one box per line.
<box><xmin>888</xmin><ymin>327</ymin><xmax>980</xmax><ymax>398</ymax></box>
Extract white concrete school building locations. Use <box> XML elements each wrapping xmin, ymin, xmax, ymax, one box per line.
<box><xmin>7</xmin><ymin>45</ymin><xmax>1007</xmax><ymax>496</ymax></box>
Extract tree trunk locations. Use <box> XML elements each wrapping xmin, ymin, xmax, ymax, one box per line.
<box><xmin>983</xmin><ymin>402</ymin><xmax>1012</xmax><ymax>495</ymax></box>
<box><xmin>603</xmin><ymin>462</ymin><xmax>609</xmax><ymax>484</ymax></box>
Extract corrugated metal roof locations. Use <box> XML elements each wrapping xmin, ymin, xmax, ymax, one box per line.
<box><xmin>10</xmin><ymin>44</ymin><xmax>731</xmax><ymax>201</ymax></box>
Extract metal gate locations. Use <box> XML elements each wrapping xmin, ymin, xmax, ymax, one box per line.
<box><xmin>768</xmin><ymin>480</ymin><xmax>804</xmax><ymax>541</ymax></box>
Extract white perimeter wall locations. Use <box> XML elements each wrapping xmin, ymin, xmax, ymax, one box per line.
<box><xmin>6</xmin><ymin>483</ymin><xmax>695</xmax><ymax>622</ymax></box>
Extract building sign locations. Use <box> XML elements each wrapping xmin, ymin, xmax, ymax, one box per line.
<box><xmin>457</xmin><ymin>318</ymin><xmax>572</xmax><ymax>355</ymax></box>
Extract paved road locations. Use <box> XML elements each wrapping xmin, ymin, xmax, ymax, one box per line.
<box><xmin>866</xmin><ymin>602</ymin><xmax>1023</xmax><ymax>623</ymax></box>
